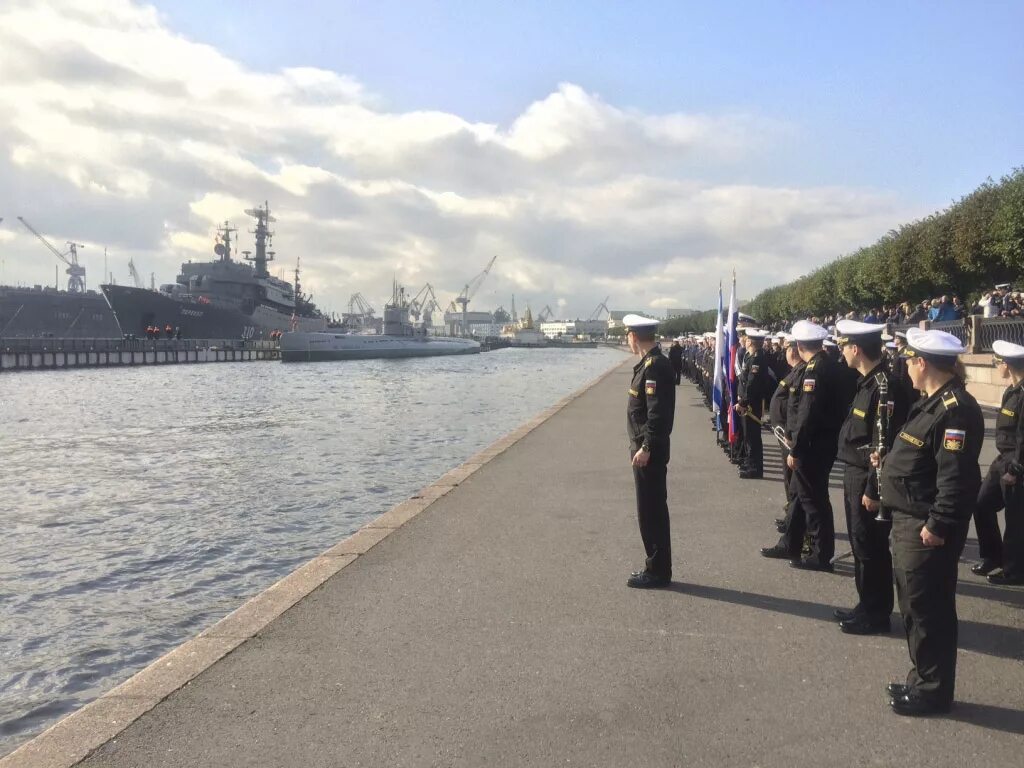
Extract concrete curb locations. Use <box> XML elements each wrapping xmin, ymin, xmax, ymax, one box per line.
<box><xmin>1</xmin><ymin>353</ymin><xmax>630</xmax><ymax>768</ymax></box>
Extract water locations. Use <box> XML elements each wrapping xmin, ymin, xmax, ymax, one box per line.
<box><xmin>0</xmin><ymin>347</ymin><xmax>626</xmax><ymax>755</ymax></box>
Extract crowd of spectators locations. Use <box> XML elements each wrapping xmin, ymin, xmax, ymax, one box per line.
<box><xmin>761</xmin><ymin>285</ymin><xmax>1024</xmax><ymax>332</ymax></box>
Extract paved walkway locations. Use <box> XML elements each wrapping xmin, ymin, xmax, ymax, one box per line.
<box><xmin>23</xmin><ymin>363</ymin><xmax>1024</xmax><ymax>766</ymax></box>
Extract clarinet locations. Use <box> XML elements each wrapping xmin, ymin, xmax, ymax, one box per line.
<box><xmin>874</xmin><ymin>373</ymin><xmax>891</xmax><ymax>523</ymax></box>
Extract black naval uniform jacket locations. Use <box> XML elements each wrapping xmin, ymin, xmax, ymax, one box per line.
<box><xmin>769</xmin><ymin>361</ymin><xmax>805</xmax><ymax>439</ymax></box>
<box><xmin>992</xmin><ymin>382</ymin><xmax>1024</xmax><ymax>475</ymax></box>
<box><xmin>789</xmin><ymin>351</ymin><xmax>851</xmax><ymax>464</ymax></box>
<box><xmin>737</xmin><ymin>349</ymin><xmax>774</xmax><ymax>413</ymax></box>
<box><xmin>879</xmin><ymin>379</ymin><xmax>984</xmax><ymax>539</ymax></box>
<box><xmin>627</xmin><ymin>346</ymin><xmax>676</xmax><ymax>464</ymax></box>
<box><xmin>837</xmin><ymin>363</ymin><xmax>911</xmax><ymax>497</ymax></box>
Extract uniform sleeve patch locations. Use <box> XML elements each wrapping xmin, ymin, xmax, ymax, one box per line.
<box><xmin>898</xmin><ymin>431</ymin><xmax>926</xmax><ymax>447</ymax></box>
<box><xmin>645</xmin><ymin>379</ymin><xmax>657</xmax><ymax>395</ymax></box>
<box><xmin>852</xmin><ymin>408</ymin><xmax>866</xmax><ymax>418</ymax></box>
<box><xmin>943</xmin><ymin>428</ymin><xmax>966</xmax><ymax>452</ymax></box>
<box><xmin>803</xmin><ymin>378</ymin><xmax>816</xmax><ymax>392</ymax></box>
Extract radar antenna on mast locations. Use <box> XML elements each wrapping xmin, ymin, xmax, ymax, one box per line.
<box><xmin>213</xmin><ymin>221</ymin><xmax>237</xmax><ymax>263</ymax></box>
<box><xmin>243</xmin><ymin>202</ymin><xmax>276</xmax><ymax>278</ymax></box>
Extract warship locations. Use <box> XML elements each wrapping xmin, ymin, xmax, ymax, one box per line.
<box><xmin>280</xmin><ymin>282</ymin><xmax>480</xmax><ymax>362</ymax></box>
<box><xmin>101</xmin><ymin>204</ymin><xmax>329</xmax><ymax>339</ymax></box>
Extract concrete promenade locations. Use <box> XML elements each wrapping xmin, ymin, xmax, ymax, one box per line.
<box><xmin>7</xmin><ymin>361</ymin><xmax>1024</xmax><ymax>767</ymax></box>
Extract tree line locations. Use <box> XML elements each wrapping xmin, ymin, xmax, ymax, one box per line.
<box><xmin>743</xmin><ymin>168</ymin><xmax>1024</xmax><ymax>324</ymax></box>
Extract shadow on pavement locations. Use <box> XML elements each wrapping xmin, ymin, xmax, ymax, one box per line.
<box><xmin>947</xmin><ymin>702</ymin><xmax>1024</xmax><ymax>736</ymax></box>
<box><xmin>668</xmin><ymin>583</ymin><xmax>1023</xmax><ymax>662</ymax></box>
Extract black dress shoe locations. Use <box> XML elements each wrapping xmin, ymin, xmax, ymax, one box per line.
<box><xmin>774</xmin><ymin>518</ymin><xmax>786</xmax><ymax>527</ymax></box>
<box><xmin>627</xmin><ymin>571</ymin><xmax>670</xmax><ymax>589</ymax></box>
<box><xmin>886</xmin><ymin>683</ymin><xmax>911</xmax><ymax>697</ymax></box>
<box><xmin>987</xmin><ymin>571</ymin><xmax>1024</xmax><ymax>585</ymax></box>
<box><xmin>790</xmin><ymin>559</ymin><xmax>834</xmax><ymax>573</ymax></box>
<box><xmin>890</xmin><ymin>692</ymin><xmax>951</xmax><ymax>716</ymax></box>
<box><xmin>971</xmin><ymin>560</ymin><xmax>1001</xmax><ymax>576</ymax></box>
<box><xmin>760</xmin><ymin>545</ymin><xmax>794</xmax><ymax>560</ymax></box>
<box><xmin>833</xmin><ymin>606</ymin><xmax>862</xmax><ymax>621</ymax></box>
<box><xmin>775</xmin><ymin>522</ymin><xmax>787</xmax><ymax>533</ymax></box>
<box><xmin>839</xmin><ymin>615</ymin><xmax>891</xmax><ymax>635</ymax></box>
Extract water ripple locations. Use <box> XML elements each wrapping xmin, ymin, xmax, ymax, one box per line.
<box><xmin>0</xmin><ymin>348</ymin><xmax>624</xmax><ymax>755</ymax></box>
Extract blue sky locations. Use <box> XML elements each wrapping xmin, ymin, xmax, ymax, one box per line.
<box><xmin>164</xmin><ymin>0</ymin><xmax>1024</xmax><ymax>205</ymax></box>
<box><xmin>2</xmin><ymin>1</ymin><xmax>1022</xmax><ymax>314</ymax></box>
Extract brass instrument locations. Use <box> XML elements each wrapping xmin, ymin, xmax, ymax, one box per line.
<box><xmin>873</xmin><ymin>373</ymin><xmax>891</xmax><ymax>523</ymax></box>
<box><xmin>772</xmin><ymin>424</ymin><xmax>792</xmax><ymax>450</ymax></box>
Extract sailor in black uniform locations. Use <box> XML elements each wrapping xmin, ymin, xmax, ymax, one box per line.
<box><xmin>736</xmin><ymin>329</ymin><xmax>774</xmax><ymax>479</ymax></box>
<box><xmin>878</xmin><ymin>328</ymin><xmax>984</xmax><ymax>715</ymax></box>
<box><xmin>760</xmin><ymin>320</ymin><xmax>852</xmax><ymax>570</ymax></box>
<box><xmin>972</xmin><ymin>339</ymin><xmax>1024</xmax><ymax>585</ymax></box>
<box><xmin>624</xmin><ymin>314</ymin><xmax>677</xmax><ymax>589</ymax></box>
<box><xmin>833</xmin><ymin>319</ymin><xmax>911</xmax><ymax>634</ymax></box>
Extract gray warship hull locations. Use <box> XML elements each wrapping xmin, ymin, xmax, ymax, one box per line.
<box><xmin>280</xmin><ymin>331</ymin><xmax>480</xmax><ymax>362</ymax></box>
<box><xmin>0</xmin><ymin>286</ymin><xmax>120</xmax><ymax>339</ymax></box>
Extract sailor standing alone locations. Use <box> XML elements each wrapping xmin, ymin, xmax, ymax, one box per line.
<box><xmin>623</xmin><ymin>314</ymin><xmax>676</xmax><ymax>588</ymax></box>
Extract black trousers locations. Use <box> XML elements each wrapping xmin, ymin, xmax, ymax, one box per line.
<box><xmin>974</xmin><ymin>461</ymin><xmax>1024</xmax><ymax>577</ymax></box>
<box><xmin>779</xmin><ymin>451</ymin><xmax>836</xmax><ymax>564</ymax></box>
<box><xmin>633</xmin><ymin>458</ymin><xmax>671</xmax><ymax>579</ymax></box>
<box><xmin>742</xmin><ymin>406</ymin><xmax>763</xmax><ymax>472</ymax></box>
<box><xmin>891</xmin><ymin>513</ymin><xmax>968</xmax><ymax>706</ymax></box>
<box><xmin>843</xmin><ymin>465</ymin><xmax>894</xmax><ymax>619</ymax></box>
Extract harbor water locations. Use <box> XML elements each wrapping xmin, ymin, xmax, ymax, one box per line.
<box><xmin>0</xmin><ymin>347</ymin><xmax>626</xmax><ymax>755</ymax></box>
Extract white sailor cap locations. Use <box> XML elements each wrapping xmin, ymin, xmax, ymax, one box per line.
<box><xmin>823</xmin><ymin>338</ymin><xmax>838</xmax><ymax>348</ymax></box>
<box><xmin>992</xmin><ymin>339</ymin><xmax>1024</xmax><ymax>361</ymax></box>
<box><xmin>622</xmin><ymin>313</ymin><xmax>659</xmax><ymax>330</ymax></box>
<box><xmin>745</xmin><ymin>329</ymin><xmax>768</xmax><ymax>339</ymax></box>
<box><xmin>737</xmin><ymin>312</ymin><xmax>756</xmax><ymax>325</ymax></box>
<box><xmin>789</xmin><ymin>320</ymin><xmax>830</xmax><ymax>342</ymax></box>
<box><xmin>885</xmin><ymin>341</ymin><xmax>898</xmax><ymax>349</ymax></box>
<box><xmin>900</xmin><ymin>327</ymin><xmax>967</xmax><ymax>358</ymax></box>
<box><xmin>834</xmin><ymin>319</ymin><xmax>885</xmax><ymax>345</ymax></box>
<box><xmin>881</xmin><ymin>331</ymin><xmax>894</xmax><ymax>341</ymax></box>
<box><xmin>775</xmin><ymin>331</ymin><xmax>787</xmax><ymax>339</ymax></box>
<box><xmin>895</xmin><ymin>331</ymin><xmax>907</xmax><ymax>340</ymax></box>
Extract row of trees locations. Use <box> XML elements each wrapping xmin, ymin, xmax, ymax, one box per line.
<box><xmin>744</xmin><ymin>168</ymin><xmax>1024</xmax><ymax>324</ymax></box>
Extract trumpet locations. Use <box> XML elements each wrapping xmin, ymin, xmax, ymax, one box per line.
<box><xmin>772</xmin><ymin>425</ymin><xmax>792</xmax><ymax>450</ymax></box>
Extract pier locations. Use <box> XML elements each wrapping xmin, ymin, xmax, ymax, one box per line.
<box><xmin>4</xmin><ymin>361</ymin><xmax>1022</xmax><ymax>767</ymax></box>
<box><xmin>0</xmin><ymin>338</ymin><xmax>279</xmax><ymax>372</ymax></box>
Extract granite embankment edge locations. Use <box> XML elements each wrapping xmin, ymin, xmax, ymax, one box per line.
<box><xmin>0</xmin><ymin>352</ymin><xmax>630</xmax><ymax>768</ymax></box>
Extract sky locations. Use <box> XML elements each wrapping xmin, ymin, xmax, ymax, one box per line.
<box><xmin>1</xmin><ymin>0</ymin><xmax>1021</xmax><ymax>318</ymax></box>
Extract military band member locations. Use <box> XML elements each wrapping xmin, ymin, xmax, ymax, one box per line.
<box><xmin>624</xmin><ymin>314</ymin><xmax>677</xmax><ymax>589</ymax></box>
<box><xmin>833</xmin><ymin>320</ymin><xmax>911</xmax><ymax>634</ymax></box>
<box><xmin>971</xmin><ymin>339</ymin><xmax>1024</xmax><ymax>585</ymax></box>
<box><xmin>878</xmin><ymin>328</ymin><xmax>984</xmax><ymax>715</ymax></box>
<box><xmin>761</xmin><ymin>320</ymin><xmax>852</xmax><ymax>570</ymax></box>
<box><xmin>735</xmin><ymin>330</ymin><xmax>774</xmax><ymax>479</ymax></box>
<box><xmin>768</xmin><ymin>336</ymin><xmax>803</xmax><ymax>531</ymax></box>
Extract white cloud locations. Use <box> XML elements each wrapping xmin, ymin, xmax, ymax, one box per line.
<box><xmin>0</xmin><ymin>0</ymin><xmax>923</xmax><ymax>317</ymax></box>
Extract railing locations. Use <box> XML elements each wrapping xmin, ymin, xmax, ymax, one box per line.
<box><xmin>0</xmin><ymin>338</ymin><xmax>279</xmax><ymax>354</ymax></box>
<box><xmin>928</xmin><ymin>319</ymin><xmax>970</xmax><ymax>344</ymax></box>
<box><xmin>974</xmin><ymin>317</ymin><xmax>1024</xmax><ymax>352</ymax></box>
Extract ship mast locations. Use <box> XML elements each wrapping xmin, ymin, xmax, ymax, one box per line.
<box><xmin>213</xmin><ymin>221</ymin><xmax>237</xmax><ymax>263</ymax></box>
<box><xmin>243</xmin><ymin>202</ymin><xmax>276</xmax><ymax>278</ymax></box>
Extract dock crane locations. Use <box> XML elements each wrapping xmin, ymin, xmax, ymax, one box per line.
<box><xmin>537</xmin><ymin>304</ymin><xmax>555</xmax><ymax>322</ymax></box>
<box><xmin>588</xmin><ymin>296</ymin><xmax>611</xmax><ymax>321</ymax></box>
<box><xmin>17</xmin><ymin>216</ymin><xmax>87</xmax><ymax>292</ymax></box>
<box><xmin>453</xmin><ymin>255</ymin><xmax>497</xmax><ymax>336</ymax></box>
<box><xmin>127</xmin><ymin>258</ymin><xmax>145</xmax><ymax>289</ymax></box>
<box><xmin>345</xmin><ymin>292</ymin><xmax>376</xmax><ymax>330</ymax></box>
<box><xmin>409</xmin><ymin>283</ymin><xmax>443</xmax><ymax>326</ymax></box>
